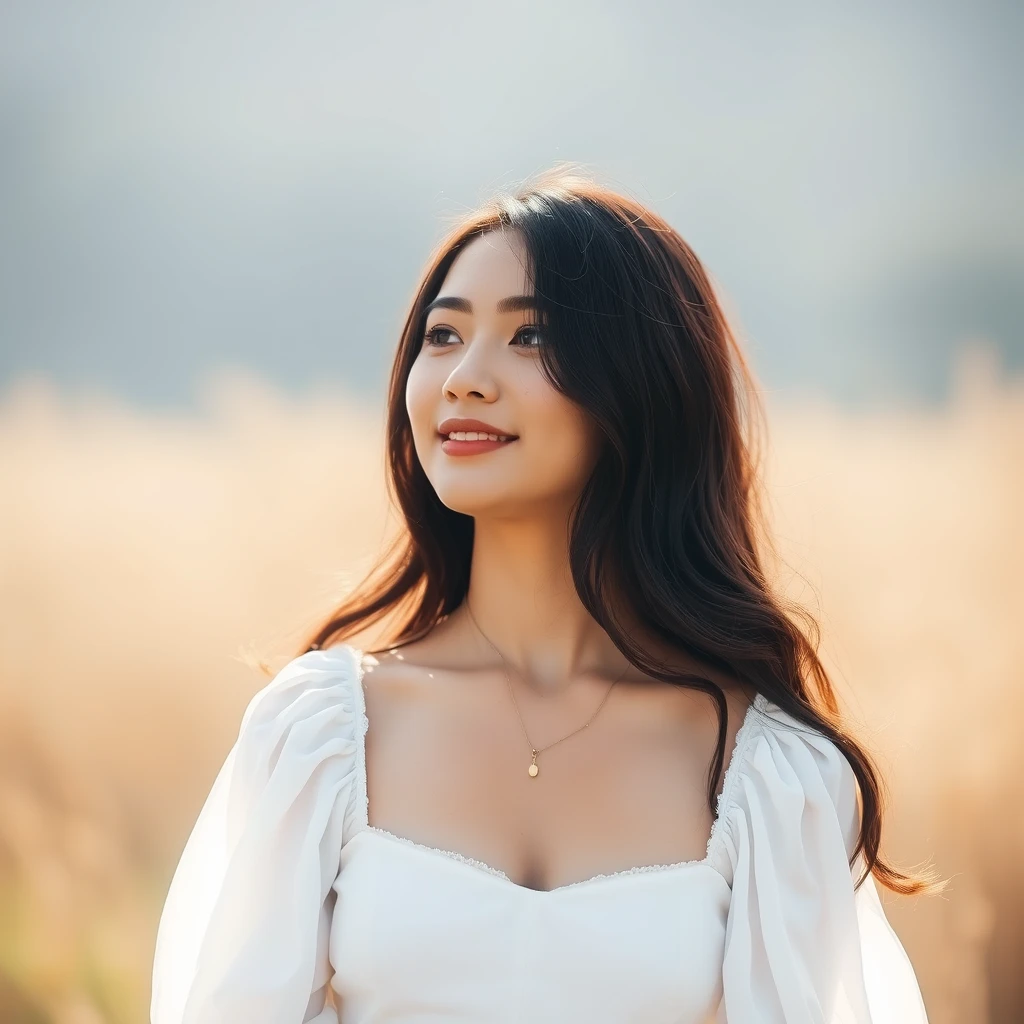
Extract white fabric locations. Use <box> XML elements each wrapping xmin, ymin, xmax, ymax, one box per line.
<box><xmin>151</xmin><ymin>644</ymin><xmax>929</xmax><ymax>1023</ymax></box>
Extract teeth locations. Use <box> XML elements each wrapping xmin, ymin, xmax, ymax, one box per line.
<box><xmin>447</xmin><ymin>431</ymin><xmax>513</xmax><ymax>442</ymax></box>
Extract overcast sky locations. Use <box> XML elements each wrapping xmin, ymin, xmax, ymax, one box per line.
<box><xmin>1</xmin><ymin>0</ymin><xmax>1021</xmax><ymax>410</ymax></box>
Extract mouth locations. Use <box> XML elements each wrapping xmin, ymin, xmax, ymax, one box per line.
<box><xmin>438</xmin><ymin>432</ymin><xmax>519</xmax><ymax>456</ymax></box>
<box><xmin>437</xmin><ymin>429</ymin><xmax>518</xmax><ymax>441</ymax></box>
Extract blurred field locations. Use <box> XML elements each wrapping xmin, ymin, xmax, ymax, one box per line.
<box><xmin>0</xmin><ymin>349</ymin><xmax>1021</xmax><ymax>1023</ymax></box>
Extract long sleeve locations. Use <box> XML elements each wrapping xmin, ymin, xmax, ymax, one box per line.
<box><xmin>715</xmin><ymin>700</ymin><xmax>930</xmax><ymax>1023</ymax></box>
<box><xmin>151</xmin><ymin>648</ymin><xmax>365</xmax><ymax>1024</ymax></box>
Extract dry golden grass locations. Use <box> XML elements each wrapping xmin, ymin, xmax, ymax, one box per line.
<box><xmin>0</xmin><ymin>350</ymin><xmax>1021</xmax><ymax>1022</ymax></box>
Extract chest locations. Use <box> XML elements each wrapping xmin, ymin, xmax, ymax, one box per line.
<box><xmin>362</xmin><ymin>670</ymin><xmax>727</xmax><ymax>893</ymax></box>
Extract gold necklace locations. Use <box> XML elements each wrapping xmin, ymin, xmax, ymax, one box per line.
<box><xmin>464</xmin><ymin>600</ymin><xmax>630</xmax><ymax>779</ymax></box>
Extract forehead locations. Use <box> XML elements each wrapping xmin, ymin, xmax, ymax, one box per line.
<box><xmin>438</xmin><ymin>229</ymin><xmax>532</xmax><ymax>300</ymax></box>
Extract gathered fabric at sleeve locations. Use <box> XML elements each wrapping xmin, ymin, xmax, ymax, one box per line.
<box><xmin>150</xmin><ymin>647</ymin><xmax>366</xmax><ymax>1024</ymax></box>
<box><xmin>715</xmin><ymin>699</ymin><xmax>930</xmax><ymax>1024</ymax></box>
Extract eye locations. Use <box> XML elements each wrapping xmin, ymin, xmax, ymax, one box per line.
<box><xmin>513</xmin><ymin>325</ymin><xmax>544</xmax><ymax>349</ymax></box>
<box><xmin>423</xmin><ymin>325</ymin><xmax>459</xmax><ymax>348</ymax></box>
<box><xmin>423</xmin><ymin>324</ymin><xmax>543</xmax><ymax>349</ymax></box>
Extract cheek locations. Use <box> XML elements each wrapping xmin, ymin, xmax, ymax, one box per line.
<box><xmin>405</xmin><ymin>357</ymin><xmax>434</xmax><ymax>435</ymax></box>
<box><xmin>525</xmin><ymin>400</ymin><xmax>602</xmax><ymax>483</ymax></box>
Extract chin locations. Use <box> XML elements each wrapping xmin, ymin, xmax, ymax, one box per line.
<box><xmin>433</xmin><ymin>483</ymin><xmax>520</xmax><ymax>518</ymax></box>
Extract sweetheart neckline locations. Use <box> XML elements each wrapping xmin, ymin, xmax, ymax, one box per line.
<box><xmin>347</xmin><ymin>822</ymin><xmax>729</xmax><ymax>894</ymax></box>
<box><xmin>335</xmin><ymin>643</ymin><xmax>768</xmax><ymax>897</ymax></box>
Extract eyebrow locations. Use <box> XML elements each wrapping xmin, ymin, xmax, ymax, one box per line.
<box><xmin>423</xmin><ymin>294</ymin><xmax>541</xmax><ymax>316</ymax></box>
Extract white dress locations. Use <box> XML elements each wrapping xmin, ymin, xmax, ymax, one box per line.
<box><xmin>150</xmin><ymin>644</ymin><xmax>930</xmax><ymax>1023</ymax></box>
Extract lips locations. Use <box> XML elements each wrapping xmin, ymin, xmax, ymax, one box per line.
<box><xmin>439</xmin><ymin>434</ymin><xmax>518</xmax><ymax>456</ymax></box>
<box><xmin>437</xmin><ymin>417</ymin><xmax>518</xmax><ymax>438</ymax></box>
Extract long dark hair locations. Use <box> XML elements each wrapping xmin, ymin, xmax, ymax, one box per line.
<box><xmin>291</xmin><ymin>165</ymin><xmax>942</xmax><ymax>897</ymax></box>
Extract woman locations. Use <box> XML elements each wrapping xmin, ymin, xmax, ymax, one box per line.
<box><xmin>150</xmin><ymin>167</ymin><xmax>942</xmax><ymax>1022</ymax></box>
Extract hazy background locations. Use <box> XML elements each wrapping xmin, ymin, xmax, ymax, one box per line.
<box><xmin>1</xmin><ymin>1</ymin><xmax>1022</xmax><ymax>1022</ymax></box>
<box><xmin>2</xmin><ymin>0</ymin><xmax>1022</xmax><ymax>409</ymax></box>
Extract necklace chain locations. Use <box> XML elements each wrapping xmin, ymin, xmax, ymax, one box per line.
<box><xmin>463</xmin><ymin>599</ymin><xmax>630</xmax><ymax>778</ymax></box>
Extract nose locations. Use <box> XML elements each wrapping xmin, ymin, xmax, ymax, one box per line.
<box><xmin>442</xmin><ymin>337</ymin><xmax>500</xmax><ymax>402</ymax></box>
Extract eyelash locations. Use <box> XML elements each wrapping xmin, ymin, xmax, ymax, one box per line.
<box><xmin>422</xmin><ymin>325</ymin><xmax>544</xmax><ymax>350</ymax></box>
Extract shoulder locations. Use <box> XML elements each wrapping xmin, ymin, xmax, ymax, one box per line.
<box><xmin>753</xmin><ymin>698</ymin><xmax>860</xmax><ymax>815</ymax></box>
<box><xmin>246</xmin><ymin>644</ymin><xmax>364</xmax><ymax>716</ymax></box>
<box><xmin>355</xmin><ymin>643</ymin><xmax>443</xmax><ymax>719</ymax></box>
<box><xmin>712</xmin><ymin>695</ymin><xmax>862</xmax><ymax>876</ymax></box>
<box><xmin>235</xmin><ymin>644</ymin><xmax>368</xmax><ymax>779</ymax></box>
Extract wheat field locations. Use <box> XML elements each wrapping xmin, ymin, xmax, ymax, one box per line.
<box><xmin>0</xmin><ymin>350</ymin><xmax>1021</xmax><ymax>1023</ymax></box>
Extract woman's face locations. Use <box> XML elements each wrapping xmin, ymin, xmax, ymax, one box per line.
<box><xmin>406</xmin><ymin>229</ymin><xmax>602</xmax><ymax>519</ymax></box>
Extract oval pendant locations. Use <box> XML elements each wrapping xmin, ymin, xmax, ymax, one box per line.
<box><xmin>528</xmin><ymin>763</ymin><xmax>539</xmax><ymax>777</ymax></box>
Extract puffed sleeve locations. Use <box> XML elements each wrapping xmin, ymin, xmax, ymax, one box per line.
<box><xmin>715</xmin><ymin>699</ymin><xmax>930</xmax><ymax>1023</ymax></box>
<box><xmin>150</xmin><ymin>647</ymin><xmax>366</xmax><ymax>1024</ymax></box>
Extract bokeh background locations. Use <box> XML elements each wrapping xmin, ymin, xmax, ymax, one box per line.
<box><xmin>1</xmin><ymin>2</ymin><xmax>1021</xmax><ymax>1021</ymax></box>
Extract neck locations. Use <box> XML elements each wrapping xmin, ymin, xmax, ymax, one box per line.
<box><xmin>456</xmin><ymin>514</ymin><xmax>630</xmax><ymax>698</ymax></box>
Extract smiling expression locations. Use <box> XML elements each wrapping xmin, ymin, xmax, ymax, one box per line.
<box><xmin>405</xmin><ymin>229</ymin><xmax>603</xmax><ymax>519</ymax></box>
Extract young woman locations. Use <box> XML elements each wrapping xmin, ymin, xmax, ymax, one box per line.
<box><xmin>150</xmin><ymin>168</ymin><xmax>941</xmax><ymax>1022</ymax></box>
